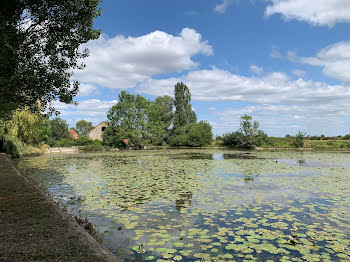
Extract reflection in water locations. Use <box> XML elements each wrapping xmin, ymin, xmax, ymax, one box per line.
<box><xmin>298</xmin><ymin>159</ymin><xmax>307</xmax><ymax>166</ymax></box>
<box><xmin>244</xmin><ymin>174</ymin><xmax>254</xmax><ymax>183</ymax></box>
<box><xmin>175</xmin><ymin>192</ymin><xmax>193</xmax><ymax>212</ymax></box>
<box><xmin>14</xmin><ymin>150</ymin><xmax>350</xmax><ymax>262</ymax></box>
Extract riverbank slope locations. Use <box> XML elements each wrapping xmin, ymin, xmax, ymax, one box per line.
<box><xmin>0</xmin><ymin>154</ymin><xmax>116</xmax><ymax>262</ymax></box>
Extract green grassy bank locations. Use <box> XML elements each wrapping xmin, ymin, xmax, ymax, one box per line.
<box><xmin>0</xmin><ymin>154</ymin><xmax>114</xmax><ymax>262</ymax></box>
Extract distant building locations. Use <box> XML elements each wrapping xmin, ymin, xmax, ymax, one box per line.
<box><xmin>68</xmin><ymin>129</ymin><xmax>79</xmax><ymax>140</ymax></box>
<box><xmin>88</xmin><ymin>122</ymin><xmax>108</xmax><ymax>141</ymax></box>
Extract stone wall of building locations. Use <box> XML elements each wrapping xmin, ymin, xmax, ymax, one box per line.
<box><xmin>88</xmin><ymin>122</ymin><xmax>108</xmax><ymax>141</ymax></box>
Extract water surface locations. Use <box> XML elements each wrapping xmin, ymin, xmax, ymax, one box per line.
<box><xmin>14</xmin><ymin>150</ymin><xmax>350</xmax><ymax>261</ymax></box>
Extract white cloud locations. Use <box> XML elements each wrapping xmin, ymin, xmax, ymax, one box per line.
<box><xmin>299</xmin><ymin>42</ymin><xmax>350</xmax><ymax>84</ymax></box>
<box><xmin>250</xmin><ymin>65</ymin><xmax>264</xmax><ymax>74</ymax></box>
<box><xmin>137</xmin><ymin>67</ymin><xmax>350</xmax><ymax>135</ymax></box>
<box><xmin>138</xmin><ymin>67</ymin><xmax>350</xmax><ymax>105</ymax></box>
<box><xmin>77</xmin><ymin>83</ymin><xmax>97</xmax><ymax>96</ymax></box>
<box><xmin>265</xmin><ymin>0</ymin><xmax>350</xmax><ymax>27</ymax></box>
<box><xmin>214</xmin><ymin>0</ymin><xmax>234</xmax><ymax>14</ymax></box>
<box><xmin>215</xmin><ymin>103</ymin><xmax>350</xmax><ymax>136</ymax></box>
<box><xmin>54</xmin><ymin>99</ymin><xmax>117</xmax><ymax>119</ymax></box>
<box><xmin>73</xmin><ymin>28</ymin><xmax>213</xmax><ymax>89</ymax></box>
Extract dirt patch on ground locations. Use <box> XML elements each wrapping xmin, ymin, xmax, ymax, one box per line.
<box><xmin>0</xmin><ymin>154</ymin><xmax>117</xmax><ymax>262</ymax></box>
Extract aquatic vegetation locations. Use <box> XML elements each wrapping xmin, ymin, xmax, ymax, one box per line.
<box><xmin>14</xmin><ymin>150</ymin><xmax>350</xmax><ymax>261</ymax></box>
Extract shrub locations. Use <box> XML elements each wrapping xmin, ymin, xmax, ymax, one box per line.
<box><xmin>169</xmin><ymin>121</ymin><xmax>213</xmax><ymax>147</ymax></box>
<box><xmin>54</xmin><ymin>138</ymin><xmax>75</xmax><ymax>147</ymax></box>
<box><xmin>102</xmin><ymin>126</ymin><xmax>127</xmax><ymax>149</ymax></box>
<box><xmin>81</xmin><ymin>140</ymin><xmax>104</xmax><ymax>151</ymax></box>
<box><xmin>4</xmin><ymin>136</ymin><xmax>47</xmax><ymax>158</ymax></box>
<box><xmin>254</xmin><ymin>130</ymin><xmax>269</xmax><ymax>146</ymax></box>
<box><xmin>292</xmin><ymin>131</ymin><xmax>306</xmax><ymax>148</ymax></box>
<box><xmin>222</xmin><ymin>131</ymin><xmax>245</xmax><ymax>147</ymax></box>
<box><xmin>74</xmin><ymin>136</ymin><xmax>93</xmax><ymax>146</ymax></box>
<box><xmin>222</xmin><ymin>115</ymin><xmax>267</xmax><ymax>149</ymax></box>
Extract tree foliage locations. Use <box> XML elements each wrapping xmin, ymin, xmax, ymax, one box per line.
<box><xmin>169</xmin><ymin>121</ymin><xmax>213</xmax><ymax>147</ymax></box>
<box><xmin>1</xmin><ymin>109</ymin><xmax>48</xmax><ymax>157</ymax></box>
<box><xmin>173</xmin><ymin>82</ymin><xmax>196</xmax><ymax>130</ymax></box>
<box><xmin>75</xmin><ymin>120</ymin><xmax>94</xmax><ymax>136</ymax></box>
<box><xmin>223</xmin><ymin>115</ymin><xmax>267</xmax><ymax>149</ymax></box>
<box><xmin>49</xmin><ymin>117</ymin><xmax>69</xmax><ymax>142</ymax></box>
<box><xmin>147</xmin><ymin>95</ymin><xmax>174</xmax><ymax>145</ymax></box>
<box><xmin>292</xmin><ymin>131</ymin><xmax>306</xmax><ymax>148</ymax></box>
<box><xmin>0</xmin><ymin>0</ymin><xmax>101</xmax><ymax>118</ymax></box>
<box><xmin>3</xmin><ymin>109</ymin><xmax>41</xmax><ymax>145</ymax></box>
<box><xmin>102</xmin><ymin>126</ymin><xmax>127</xmax><ymax>149</ymax></box>
<box><xmin>106</xmin><ymin>91</ymin><xmax>150</xmax><ymax>149</ymax></box>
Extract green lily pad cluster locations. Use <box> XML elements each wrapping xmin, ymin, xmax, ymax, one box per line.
<box><xmin>14</xmin><ymin>150</ymin><xmax>350</xmax><ymax>261</ymax></box>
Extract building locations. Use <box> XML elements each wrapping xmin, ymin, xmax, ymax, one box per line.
<box><xmin>68</xmin><ymin>129</ymin><xmax>79</xmax><ymax>140</ymax></box>
<box><xmin>88</xmin><ymin>122</ymin><xmax>108</xmax><ymax>141</ymax></box>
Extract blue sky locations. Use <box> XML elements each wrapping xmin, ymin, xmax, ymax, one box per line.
<box><xmin>56</xmin><ymin>0</ymin><xmax>350</xmax><ymax>136</ymax></box>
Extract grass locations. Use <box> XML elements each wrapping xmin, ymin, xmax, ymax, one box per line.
<box><xmin>260</xmin><ymin>137</ymin><xmax>350</xmax><ymax>150</ymax></box>
<box><xmin>306</xmin><ymin>139</ymin><xmax>350</xmax><ymax>149</ymax></box>
<box><xmin>0</xmin><ymin>154</ymin><xmax>111</xmax><ymax>262</ymax></box>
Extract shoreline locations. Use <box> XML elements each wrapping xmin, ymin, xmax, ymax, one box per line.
<box><xmin>0</xmin><ymin>153</ymin><xmax>118</xmax><ymax>262</ymax></box>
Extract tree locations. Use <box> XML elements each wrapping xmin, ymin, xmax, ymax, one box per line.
<box><xmin>50</xmin><ymin>117</ymin><xmax>69</xmax><ymax>142</ymax></box>
<box><xmin>222</xmin><ymin>131</ymin><xmax>245</xmax><ymax>148</ymax></box>
<box><xmin>38</xmin><ymin>118</ymin><xmax>52</xmax><ymax>144</ymax></box>
<box><xmin>0</xmin><ymin>0</ymin><xmax>101</xmax><ymax>118</ymax></box>
<box><xmin>173</xmin><ymin>82</ymin><xmax>196</xmax><ymax>130</ymax></box>
<box><xmin>75</xmin><ymin>120</ymin><xmax>94</xmax><ymax>136</ymax></box>
<box><xmin>3</xmin><ymin>109</ymin><xmax>41</xmax><ymax>145</ymax></box>
<box><xmin>186</xmin><ymin>121</ymin><xmax>213</xmax><ymax>147</ymax></box>
<box><xmin>101</xmin><ymin>126</ymin><xmax>127</xmax><ymax>149</ymax></box>
<box><xmin>169</xmin><ymin>121</ymin><xmax>213</xmax><ymax>147</ymax></box>
<box><xmin>292</xmin><ymin>131</ymin><xmax>306</xmax><ymax>148</ymax></box>
<box><xmin>223</xmin><ymin>115</ymin><xmax>267</xmax><ymax>149</ymax></box>
<box><xmin>106</xmin><ymin>91</ymin><xmax>150</xmax><ymax>149</ymax></box>
<box><xmin>147</xmin><ymin>95</ymin><xmax>174</xmax><ymax>145</ymax></box>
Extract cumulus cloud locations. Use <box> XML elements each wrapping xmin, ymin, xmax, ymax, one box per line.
<box><xmin>54</xmin><ymin>99</ymin><xmax>117</xmax><ymax>119</ymax></box>
<box><xmin>77</xmin><ymin>83</ymin><xmax>97</xmax><ymax>96</ymax></box>
<box><xmin>73</xmin><ymin>28</ymin><xmax>213</xmax><ymax>89</ymax></box>
<box><xmin>214</xmin><ymin>0</ymin><xmax>234</xmax><ymax>14</ymax></box>
<box><xmin>299</xmin><ymin>42</ymin><xmax>350</xmax><ymax>84</ymax></box>
<box><xmin>138</xmin><ymin>67</ymin><xmax>350</xmax><ymax>105</ymax></box>
<box><xmin>136</xmin><ymin>67</ymin><xmax>350</xmax><ymax>135</ymax></box>
<box><xmin>265</xmin><ymin>0</ymin><xmax>350</xmax><ymax>27</ymax></box>
<box><xmin>215</xmin><ymin>101</ymin><xmax>350</xmax><ymax>136</ymax></box>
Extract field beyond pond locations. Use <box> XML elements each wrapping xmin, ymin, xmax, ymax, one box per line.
<box><xmin>14</xmin><ymin>149</ymin><xmax>350</xmax><ymax>262</ymax></box>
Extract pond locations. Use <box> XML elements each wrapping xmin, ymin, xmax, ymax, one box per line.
<box><xmin>14</xmin><ymin>149</ymin><xmax>350</xmax><ymax>261</ymax></box>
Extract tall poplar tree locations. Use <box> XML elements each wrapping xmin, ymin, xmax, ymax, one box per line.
<box><xmin>173</xmin><ymin>82</ymin><xmax>196</xmax><ymax>130</ymax></box>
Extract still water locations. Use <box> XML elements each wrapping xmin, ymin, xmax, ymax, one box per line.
<box><xmin>14</xmin><ymin>150</ymin><xmax>350</xmax><ymax>261</ymax></box>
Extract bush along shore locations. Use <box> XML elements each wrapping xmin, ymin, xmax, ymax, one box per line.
<box><xmin>2</xmin><ymin>83</ymin><xmax>350</xmax><ymax>158</ymax></box>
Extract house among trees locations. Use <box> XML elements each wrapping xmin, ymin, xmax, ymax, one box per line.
<box><xmin>68</xmin><ymin>129</ymin><xmax>79</xmax><ymax>140</ymax></box>
<box><xmin>88</xmin><ymin>122</ymin><xmax>108</xmax><ymax>141</ymax></box>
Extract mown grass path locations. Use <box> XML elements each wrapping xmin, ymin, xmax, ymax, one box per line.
<box><xmin>0</xmin><ymin>154</ymin><xmax>116</xmax><ymax>262</ymax></box>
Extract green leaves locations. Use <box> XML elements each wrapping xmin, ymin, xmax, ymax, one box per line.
<box><xmin>105</xmin><ymin>91</ymin><xmax>150</xmax><ymax>148</ymax></box>
<box><xmin>173</xmin><ymin>82</ymin><xmax>196</xmax><ymax>130</ymax></box>
<box><xmin>0</xmin><ymin>0</ymin><xmax>101</xmax><ymax>117</ymax></box>
<box><xmin>15</xmin><ymin>150</ymin><xmax>350</xmax><ymax>261</ymax></box>
<box><xmin>75</xmin><ymin>120</ymin><xmax>94</xmax><ymax>136</ymax></box>
<box><xmin>223</xmin><ymin>114</ymin><xmax>268</xmax><ymax>149</ymax></box>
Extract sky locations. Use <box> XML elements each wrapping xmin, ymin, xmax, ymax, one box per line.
<box><xmin>55</xmin><ymin>0</ymin><xmax>350</xmax><ymax>137</ymax></box>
